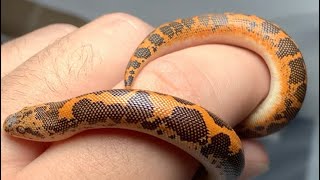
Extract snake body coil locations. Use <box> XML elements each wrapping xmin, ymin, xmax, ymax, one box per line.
<box><xmin>3</xmin><ymin>13</ymin><xmax>307</xmax><ymax>180</ymax></box>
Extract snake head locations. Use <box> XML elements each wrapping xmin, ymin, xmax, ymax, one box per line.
<box><xmin>3</xmin><ymin>107</ymin><xmax>45</xmax><ymax>141</ymax></box>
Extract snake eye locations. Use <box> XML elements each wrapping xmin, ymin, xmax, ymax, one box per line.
<box><xmin>16</xmin><ymin>126</ymin><xmax>25</xmax><ymax>134</ymax></box>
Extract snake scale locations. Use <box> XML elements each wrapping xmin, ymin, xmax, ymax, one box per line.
<box><xmin>3</xmin><ymin>13</ymin><xmax>307</xmax><ymax>179</ymax></box>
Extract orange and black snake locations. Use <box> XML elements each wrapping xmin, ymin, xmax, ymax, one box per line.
<box><xmin>3</xmin><ymin>13</ymin><xmax>307</xmax><ymax>179</ymax></box>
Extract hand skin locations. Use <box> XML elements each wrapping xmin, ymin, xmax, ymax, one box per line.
<box><xmin>1</xmin><ymin>13</ymin><xmax>270</xmax><ymax>180</ymax></box>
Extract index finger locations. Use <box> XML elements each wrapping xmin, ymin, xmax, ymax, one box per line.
<box><xmin>1</xmin><ymin>24</ymin><xmax>77</xmax><ymax>78</ymax></box>
<box><xmin>1</xmin><ymin>13</ymin><xmax>154</xmax><ymax>178</ymax></box>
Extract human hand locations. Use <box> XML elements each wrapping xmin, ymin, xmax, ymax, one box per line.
<box><xmin>1</xmin><ymin>13</ymin><xmax>269</xmax><ymax>180</ymax></box>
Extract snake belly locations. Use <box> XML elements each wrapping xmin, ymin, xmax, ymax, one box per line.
<box><xmin>3</xmin><ymin>13</ymin><xmax>307</xmax><ymax>180</ymax></box>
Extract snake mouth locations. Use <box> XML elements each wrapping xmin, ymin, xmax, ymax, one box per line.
<box><xmin>4</xmin><ymin>125</ymin><xmax>11</xmax><ymax>133</ymax></box>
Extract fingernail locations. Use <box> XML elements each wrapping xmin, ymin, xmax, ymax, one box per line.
<box><xmin>254</xmin><ymin>163</ymin><xmax>269</xmax><ymax>175</ymax></box>
<box><xmin>240</xmin><ymin>162</ymin><xmax>269</xmax><ymax>180</ymax></box>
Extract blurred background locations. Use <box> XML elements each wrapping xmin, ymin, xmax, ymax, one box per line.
<box><xmin>1</xmin><ymin>0</ymin><xmax>319</xmax><ymax>179</ymax></box>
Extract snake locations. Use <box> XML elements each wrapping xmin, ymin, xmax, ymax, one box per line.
<box><xmin>3</xmin><ymin>13</ymin><xmax>307</xmax><ymax>180</ymax></box>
